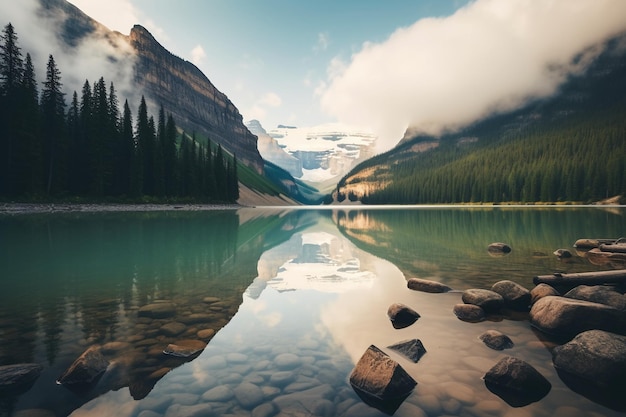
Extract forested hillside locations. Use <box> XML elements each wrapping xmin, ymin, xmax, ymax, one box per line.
<box><xmin>336</xmin><ymin>34</ymin><xmax>626</xmax><ymax>205</ymax></box>
<box><xmin>0</xmin><ymin>23</ymin><xmax>238</xmax><ymax>203</ymax></box>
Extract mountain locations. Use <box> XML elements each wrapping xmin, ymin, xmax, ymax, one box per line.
<box><xmin>334</xmin><ymin>32</ymin><xmax>626</xmax><ymax>205</ymax></box>
<box><xmin>247</xmin><ymin>119</ymin><xmax>302</xmax><ymax>177</ymax></box>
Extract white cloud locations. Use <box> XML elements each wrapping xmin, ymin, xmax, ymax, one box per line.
<box><xmin>243</xmin><ymin>92</ymin><xmax>283</xmax><ymax>123</ymax></box>
<box><xmin>260</xmin><ymin>92</ymin><xmax>282</xmax><ymax>107</ymax></box>
<box><xmin>67</xmin><ymin>0</ymin><xmax>139</xmax><ymax>34</ymax></box>
<box><xmin>190</xmin><ymin>44</ymin><xmax>207</xmax><ymax>67</ymax></box>
<box><xmin>319</xmin><ymin>0</ymin><xmax>626</xmax><ymax>152</ymax></box>
<box><xmin>314</xmin><ymin>32</ymin><xmax>330</xmax><ymax>52</ymax></box>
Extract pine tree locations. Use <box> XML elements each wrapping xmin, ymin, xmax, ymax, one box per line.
<box><xmin>121</xmin><ymin>99</ymin><xmax>135</xmax><ymax>196</ymax></box>
<box><xmin>17</xmin><ymin>52</ymin><xmax>41</xmax><ymax>195</ymax></box>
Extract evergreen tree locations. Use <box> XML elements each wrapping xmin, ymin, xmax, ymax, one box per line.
<box><xmin>40</xmin><ymin>54</ymin><xmax>66</xmax><ymax>196</ymax></box>
<box><xmin>121</xmin><ymin>99</ymin><xmax>135</xmax><ymax>196</ymax></box>
<box><xmin>136</xmin><ymin>96</ymin><xmax>154</xmax><ymax>195</ymax></box>
<box><xmin>163</xmin><ymin>113</ymin><xmax>177</xmax><ymax>196</ymax></box>
<box><xmin>17</xmin><ymin>52</ymin><xmax>41</xmax><ymax>195</ymax></box>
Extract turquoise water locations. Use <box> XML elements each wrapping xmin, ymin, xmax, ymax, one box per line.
<box><xmin>0</xmin><ymin>206</ymin><xmax>624</xmax><ymax>417</ymax></box>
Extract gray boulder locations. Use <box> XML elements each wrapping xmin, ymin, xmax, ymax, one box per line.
<box><xmin>0</xmin><ymin>363</ymin><xmax>43</xmax><ymax>392</ymax></box>
<box><xmin>234</xmin><ymin>382</ymin><xmax>264</xmax><ymax>409</ymax></box>
<box><xmin>483</xmin><ymin>356</ymin><xmax>551</xmax><ymax>407</ymax></box>
<box><xmin>461</xmin><ymin>289</ymin><xmax>504</xmax><ymax>313</ymax></box>
<box><xmin>553</xmin><ymin>330</ymin><xmax>626</xmax><ymax>388</ymax></box>
<box><xmin>387</xmin><ymin>303</ymin><xmax>420</xmax><ymax>329</ymax></box>
<box><xmin>387</xmin><ymin>339</ymin><xmax>427</xmax><ymax>363</ymax></box>
<box><xmin>57</xmin><ymin>345</ymin><xmax>109</xmax><ymax>386</ymax></box>
<box><xmin>138</xmin><ymin>302</ymin><xmax>176</xmax><ymax>318</ymax></box>
<box><xmin>530</xmin><ymin>296</ymin><xmax>626</xmax><ymax>338</ymax></box>
<box><xmin>491</xmin><ymin>280</ymin><xmax>531</xmax><ymax>311</ymax></box>
<box><xmin>453</xmin><ymin>303</ymin><xmax>485</xmax><ymax>322</ymax></box>
<box><xmin>480</xmin><ymin>330</ymin><xmax>514</xmax><ymax>350</ymax></box>
<box><xmin>530</xmin><ymin>283</ymin><xmax>560</xmax><ymax>305</ymax></box>
<box><xmin>349</xmin><ymin>345</ymin><xmax>416</xmax><ymax>412</ymax></box>
<box><xmin>407</xmin><ymin>278</ymin><xmax>451</xmax><ymax>293</ymax></box>
<box><xmin>564</xmin><ymin>285</ymin><xmax>626</xmax><ymax>310</ymax></box>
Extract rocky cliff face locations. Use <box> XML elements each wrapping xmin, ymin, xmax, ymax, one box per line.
<box><xmin>130</xmin><ymin>25</ymin><xmax>263</xmax><ymax>173</ymax></box>
<box><xmin>247</xmin><ymin>120</ymin><xmax>302</xmax><ymax>177</ymax></box>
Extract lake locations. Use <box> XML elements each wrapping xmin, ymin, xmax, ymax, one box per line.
<box><xmin>0</xmin><ymin>206</ymin><xmax>624</xmax><ymax>417</ymax></box>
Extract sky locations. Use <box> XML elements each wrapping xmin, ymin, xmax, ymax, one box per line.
<box><xmin>3</xmin><ymin>0</ymin><xmax>626</xmax><ymax>152</ymax></box>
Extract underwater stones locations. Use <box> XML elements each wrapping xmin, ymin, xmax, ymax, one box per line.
<box><xmin>491</xmin><ymin>280</ymin><xmax>531</xmax><ymax>311</ymax></box>
<box><xmin>461</xmin><ymin>289</ymin><xmax>504</xmax><ymax>313</ymax></box>
<box><xmin>201</xmin><ymin>384</ymin><xmax>235</xmax><ymax>402</ymax></box>
<box><xmin>57</xmin><ymin>345</ymin><xmax>109</xmax><ymax>386</ymax></box>
<box><xmin>483</xmin><ymin>356</ymin><xmax>551</xmax><ymax>407</ymax></box>
<box><xmin>530</xmin><ymin>295</ymin><xmax>626</xmax><ymax>338</ymax></box>
<box><xmin>387</xmin><ymin>339</ymin><xmax>427</xmax><ymax>363</ymax></box>
<box><xmin>487</xmin><ymin>242</ymin><xmax>511</xmax><ymax>256</ymax></box>
<box><xmin>453</xmin><ymin>303</ymin><xmax>485</xmax><ymax>322</ymax></box>
<box><xmin>138</xmin><ymin>302</ymin><xmax>176</xmax><ymax>319</ymax></box>
<box><xmin>274</xmin><ymin>353</ymin><xmax>302</xmax><ymax>370</ymax></box>
<box><xmin>233</xmin><ymin>381</ymin><xmax>265</xmax><ymax>409</ymax></box>
<box><xmin>349</xmin><ymin>345</ymin><xmax>416</xmax><ymax>410</ymax></box>
<box><xmin>163</xmin><ymin>340</ymin><xmax>206</xmax><ymax>358</ymax></box>
<box><xmin>196</xmin><ymin>328</ymin><xmax>216</xmax><ymax>340</ymax></box>
<box><xmin>552</xmin><ymin>330</ymin><xmax>626</xmax><ymax>389</ymax></box>
<box><xmin>160</xmin><ymin>322</ymin><xmax>187</xmax><ymax>337</ymax></box>
<box><xmin>479</xmin><ymin>330</ymin><xmax>514</xmax><ymax>350</ymax></box>
<box><xmin>0</xmin><ymin>363</ymin><xmax>43</xmax><ymax>391</ymax></box>
<box><xmin>387</xmin><ymin>303</ymin><xmax>420</xmax><ymax>329</ymax></box>
<box><xmin>407</xmin><ymin>278</ymin><xmax>452</xmax><ymax>293</ymax></box>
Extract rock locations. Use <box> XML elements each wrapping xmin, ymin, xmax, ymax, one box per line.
<box><xmin>163</xmin><ymin>339</ymin><xmax>206</xmax><ymax>357</ymax></box>
<box><xmin>453</xmin><ymin>304</ymin><xmax>485</xmax><ymax>322</ymax></box>
<box><xmin>274</xmin><ymin>353</ymin><xmax>302</xmax><ymax>370</ymax></box>
<box><xmin>57</xmin><ymin>345</ymin><xmax>109</xmax><ymax>386</ymax></box>
<box><xmin>461</xmin><ymin>289</ymin><xmax>504</xmax><ymax>313</ymax></box>
<box><xmin>269</xmin><ymin>371</ymin><xmax>296</xmax><ymax>387</ymax></box>
<box><xmin>554</xmin><ymin>249</ymin><xmax>572</xmax><ymax>258</ymax></box>
<box><xmin>197</xmin><ymin>328</ymin><xmax>216</xmax><ymax>339</ymax></box>
<box><xmin>407</xmin><ymin>278</ymin><xmax>451</xmax><ymax>293</ymax></box>
<box><xmin>387</xmin><ymin>303</ymin><xmax>420</xmax><ymax>329</ymax></box>
<box><xmin>138</xmin><ymin>303</ymin><xmax>176</xmax><ymax>318</ymax></box>
<box><xmin>487</xmin><ymin>242</ymin><xmax>511</xmax><ymax>256</ymax></box>
<box><xmin>160</xmin><ymin>322</ymin><xmax>187</xmax><ymax>337</ymax></box>
<box><xmin>530</xmin><ymin>296</ymin><xmax>626</xmax><ymax>338</ymax></box>
<box><xmin>491</xmin><ymin>280</ymin><xmax>531</xmax><ymax>311</ymax></box>
<box><xmin>252</xmin><ymin>402</ymin><xmax>278</xmax><ymax>417</ymax></box>
<box><xmin>552</xmin><ymin>330</ymin><xmax>626</xmax><ymax>388</ymax></box>
<box><xmin>483</xmin><ymin>356</ymin><xmax>551</xmax><ymax>407</ymax></box>
<box><xmin>564</xmin><ymin>285</ymin><xmax>626</xmax><ymax>310</ymax></box>
<box><xmin>479</xmin><ymin>330</ymin><xmax>514</xmax><ymax>350</ymax></box>
<box><xmin>233</xmin><ymin>382</ymin><xmax>264</xmax><ymax>409</ymax></box>
<box><xmin>530</xmin><ymin>283</ymin><xmax>560</xmax><ymax>305</ymax></box>
<box><xmin>387</xmin><ymin>339</ymin><xmax>427</xmax><ymax>363</ymax></box>
<box><xmin>202</xmin><ymin>385</ymin><xmax>234</xmax><ymax>402</ymax></box>
<box><xmin>164</xmin><ymin>403</ymin><xmax>212</xmax><ymax>417</ymax></box>
<box><xmin>272</xmin><ymin>384</ymin><xmax>335</xmax><ymax>415</ymax></box>
<box><xmin>349</xmin><ymin>345</ymin><xmax>416</xmax><ymax>414</ymax></box>
<box><xmin>0</xmin><ymin>363</ymin><xmax>43</xmax><ymax>391</ymax></box>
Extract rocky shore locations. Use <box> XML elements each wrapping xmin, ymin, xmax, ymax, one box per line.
<box><xmin>0</xmin><ymin>203</ymin><xmax>243</xmax><ymax>215</ymax></box>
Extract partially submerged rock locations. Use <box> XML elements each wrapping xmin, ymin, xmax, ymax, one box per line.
<box><xmin>480</xmin><ymin>330</ymin><xmax>514</xmax><ymax>350</ymax></box>
<box><xmin>461</xmin><ymin>289</ymin><xmax>504</xmax><ymax>313</ymax></box>
<box><xmin>553</xmin><ymin>249</ymin><xmax>572</xmax><ymax>259</ymax></box>
<box><xmin>137</xmin><ymin>302</ymin><xmax>176</xmax><ymax>319</ymax></box>
<box><xmin>453</xmin><ymin>303</ymin><xmax>485</xmax><ymax>322</ymax></box>
<box><xmin>407</xmin><ymin>278</ymin><xmax>452</xmax><ymax>293</ymax></box>
<box><xmin>57</xmin><ymin>345</ymin><xmax>109</xmax><ymax>386</ymax></box>
<box><xmin>530</xmin><ymin>295</ymin><xmax>626</xmax><ymax>338</ymax></box>
<box><xmin>483</xmin><ymin>356</ymin><xmax>551</xmax><ymax>407</ymax></box>
<box><xmin>491</xmin><ymin>280</ymin><xmax>531</xmax><ymax>311</ymax></box>
<box><xmin>487</xmin><ymin>242</ymin><xmax>511</xmax><ymax>256</ymax></box>
<box><xmin>387</xmin><ymin>339</ymin><xmax>427</xmax><ymax>363</ymax></box>
<box><xmin>349</xmin><ymin>345</ymin><xmax>417</xmax><ymax>414</ymax></box>
<box><xmin>163</xmin><ymin>339</ymin><xmax>207</xmax><ymax>358</ymax></box>
<box><xmin>0</xmin><ymin>363</ymin><xmax>43</xmax><ymax>392</ymax></box>
<box><xmin>387</xmin><ymin>303</ymin><xmax>420</xmax><ymax>329</ymax></box>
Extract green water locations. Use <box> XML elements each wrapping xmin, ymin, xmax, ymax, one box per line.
<box><xmin>0</xmin><ymin>206</ymin><xmax>624</xmax><ymax>417</ymax></box>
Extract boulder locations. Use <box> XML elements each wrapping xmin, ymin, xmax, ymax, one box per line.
<box><xmin>453</xmin><ymin>303</ymin><xmax>485</xmax><ymax>322</ymax></box>
<box><xmin>163</xmin><ymin>340</ymin><xmax>206</xmax><ymax>358</ymax></box>
<box><xmin>483</xmin><ymin>356</ymin><xmax>551</xmax><ymax>407</ymax></box>
<box><xmin>57</xmin><ymin>345</ymin><xmax>109</xmax><ymax>386</ymax></box>
<box><xmin>564</xmin><ymin>285</ymin><xmax>626</xmax><ymax>310</ymax></box>
<box><xmin>161</xmin><ymin>322</ymin><xmax>187</xmax><ymax>337</ymax></box>
<box><xmin>0</xmin><ymin>363</ymin><xmax>43</xmax><ymax>392</ymax></box>
<box><xmin>461</xmin><ymin>289</ymin><xmax>504</xmax><ymax>313</ymax></box>
<box><xmin>487</xmin><ymin>242</ymin><xmax>511</xmax><ymax>256</ymax></box>
<box><xmin>387</xmin><ymin>339</ymin><xmax>427</xmax><ymax>363</ymax></box>
<box><xmin>553</xmin><ymin>249</ymin><xmax>572</xmax><ymax>258</ymax></box>
<box><xmin>491</xmin><ymin>280</ymin><xmax>531</xmax><ymax>311</ymax></box>
<box><xmin>530</xmin><ymin>283</ymin><xmax>560</xmax><ymax>305</ymax></box>
<box><xmin>387</xmin><ymin>303</ymin><xmax>420</xmax><ymax>329</ymax></box>
<box><xmin>407</xmin><ymin>278</ymin><xmax>451</xmax><ymax>293</ymax></box>
<box><xmin>530</xmin><ymin>296</ymin><xmax>626</xmax><ymax>338</ymax></box>
<box><xmin>138</xmin><ymin>303</ymin><xmax>176</xmax><ymax>319</ymax></box>
<box><xmin>479</xmin><ymin>330</ymin><xmax>514</xmax><ymax>350</ymax></box>
<box><xmin>349</xmin><ymin>345</ymin><xmax>416</xmax><ymax>414</ymax></box>
<box><xmin>552</xmin><ymin>330</ymin><xmax>626</xmax><ymax>388</ymax></box>
<box><xmin>233</xmin><ymin>382</ymin><xmax>264</xmax><ymax>409</ymax></box>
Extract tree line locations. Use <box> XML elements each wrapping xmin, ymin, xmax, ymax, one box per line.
<box><xmin>0</xmin><ymin>23</ymin><xmax>238</xmax><ymax>202</ymax></box>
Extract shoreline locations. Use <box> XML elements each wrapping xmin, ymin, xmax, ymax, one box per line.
<box><xmin>0</xmin><ymin>202</ymin><xmax>245</xmax><ymax>215</ymax></box>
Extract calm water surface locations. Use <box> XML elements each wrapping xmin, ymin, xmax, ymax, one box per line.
<box><xmin>0</xmin><ymin>206</ymin><xmax>624</xmax><ymax>417</ymax></box>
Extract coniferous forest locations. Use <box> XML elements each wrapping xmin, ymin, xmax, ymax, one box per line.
<box><xmin>0</xmin><ymin>23</ymin><xmax>239</xmax><ymax>203</ymax></box>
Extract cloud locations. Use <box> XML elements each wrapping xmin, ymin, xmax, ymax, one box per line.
<box><xmin>66</xmin><ymin>0</ymin><xmax>138</xmax><ymax>34</ymax></box>
<box><xmin>190</xmin><ymin>44</ymin><xmax>207</xmax><ymax>67</ymax></box>
<box><xmin>314</xmin><ymin>32</ymin><xmax>330</xmax><ymax>52</ymax></box>
<box><xmin>319</xmin><ymin>0</ymin><xmax>626</xmax><ymax>152</ymax></box>
<box><xmin>243</xmin><ymin>92</ymin><xmax>283</xmax><ymax>122</ymax></box>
